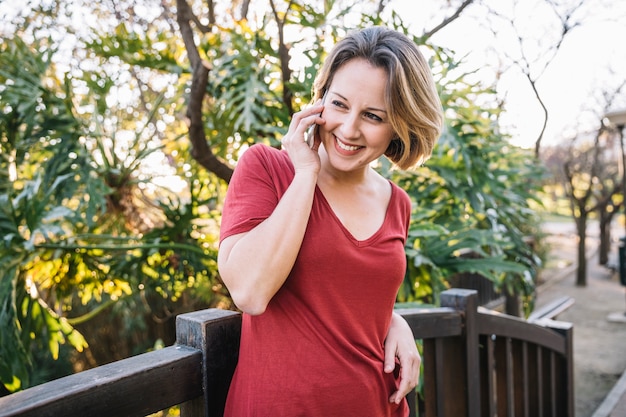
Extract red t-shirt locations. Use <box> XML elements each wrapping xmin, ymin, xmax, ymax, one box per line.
<box><xmin>220</xmin><ymin>144</ymin><xmax>411</xmax><ymax>417</ymax></box>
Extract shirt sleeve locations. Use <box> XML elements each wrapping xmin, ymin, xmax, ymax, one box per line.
<box><xmin>219</xmin><ymin>144</ymin><xmax>286</xmax><ymax>243</ymax></box>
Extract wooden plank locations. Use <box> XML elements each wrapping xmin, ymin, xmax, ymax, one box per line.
<box><xmin>550</xmin><ymin>352</ymin><xmax>559</xmax><ymax>417</ymax></box>
<box><xmin>523</xmin><ymin>341</ymin><xmax>530</xmax><ymax>417</ymax></box>
<box><xmin>511</xmin><ymin>339</ymin><xmax>525</xmax><ymax>417</ymax></box>
<box><xmin>538</xmin><ymin>347</ymin><xmax>544</xmax><ymax>417</ymax></box>
<box><xmin>438</xmin><ymin>336</ymin><xmax>468</xmax><ymax>417</ymax></box>
<box><xmin>553</xmin><ymin>351</ymin><xmax>568</xmax><ymax>417</ymax></box>
<box><xmin>481</xmin><ymin>334</ymin><xmax>497</xmax><ymax>417</ymax></box>
<box><xmin>505</xmin><ymin>338</ymin><xmax>513</xmax><ymax>417</ymax></box>
<box><xmin>397</xmin><ymin>308</ymin><xmax>463</xmax><ymax>338</ymax></box>
<box><xmin>0</xmin><ymin>346</ymin><xmax>202</xmax><ymax>417</ymax></box>
<box><xmin>477</xmin><ymin>310</ymin><xmax>568</xmax><ymax>354</ymax></box>
<box><xmin>434</xmin><ymin>338</ymin><xmax>446</xmax><ymax>417</ymax></box>
<box><xmin>526</xmin><ymin>343</ymin><xmax>540</xmax><ymax>417</ymax></box>
<box><xmin>528</xmin><ymin>296</ymin><xmax>574</xmax><ymax>322</ymax></box>
<box><xmin>422</xmin><ymin>338</ymin><xmax>437</xmax><ymax>417</ymax></box>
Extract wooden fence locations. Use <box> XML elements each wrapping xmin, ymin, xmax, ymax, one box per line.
<box><xmin>0</xmin><ymin>288</ymin><xmax>573</xmax><ymax>417</ymax></box>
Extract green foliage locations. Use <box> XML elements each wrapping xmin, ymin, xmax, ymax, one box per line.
<box><xmin>205</xmin><ymin>22</ymin><xmax>290</xmax><ymax>155</ymax></box>
<box><xmin>88</xmin><ymin>23</ymin><xmax>184</xmax><ymax>74</ymax></box>
<box><xmin>0</xmin><ymin>30</ymin><xmax>226</xmax><ymax>392</ymax></box>
<box><xmin>0</xmin><ymin>36</ymin><xmax>92</xmax><ymax>391</ymax></box>
<box><xmin>388</xmin><ymin>46</ymin><xmax>545</xmax><ymax>308</ymax></box>
<box><xmin>0</xmin><ymin>0</ymin><xmax>548</xmax><ymax>393</ymax></box>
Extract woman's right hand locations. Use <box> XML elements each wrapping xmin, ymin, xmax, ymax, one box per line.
<box><xmin>280</xmin><ymin>100</ymin><xmax>325</xmax><ymax>173</ymax></box>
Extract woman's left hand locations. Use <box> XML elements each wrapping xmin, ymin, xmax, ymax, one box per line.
<box><xmin>384</xmin><ymin>312</ymin><xmax>421</xmax><ymax>404</ymax></box>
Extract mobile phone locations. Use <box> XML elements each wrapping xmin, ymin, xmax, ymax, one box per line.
<box><xmin>304</xmin><ymin>91</ymin><xmax>327</xmax><ymax>148</ymax></box>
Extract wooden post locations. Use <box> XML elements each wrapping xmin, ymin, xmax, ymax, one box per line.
<box><xmin>441</xmin><ymin>289</ymin><xmax>480</xmax><ymax>417</ymax></box>
<box><xmin>176</xmin><ymin>309</ymin><xmax>242</xmax><ymax>417</ymax></box>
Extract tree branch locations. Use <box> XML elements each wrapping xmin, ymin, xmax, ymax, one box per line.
<box><xmin>269</xmin><ymin>0</ymin><xmax>294</xmax><ymax>113</ymax></box>
<box><xmin>240</xmin><ymin>0</ymin><xmax>251</xmax><ymax>20</ymax></box>
<box><xmin>423</xmin><ymin>0</ymin><xmax>475</xmax><ymax>40</ymax></box>
<box><xmin>176</xmin><ymin>0</ymin><xmax>234</xmax><ymax>182</ymax></box>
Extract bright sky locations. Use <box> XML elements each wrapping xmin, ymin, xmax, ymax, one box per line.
<box><xmin>392</xmin><ymin>0</ymin><xmax>626</xmax><ymax>149</ymax></box>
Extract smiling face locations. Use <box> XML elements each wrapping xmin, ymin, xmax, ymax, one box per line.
<box><xmin>318</xmin><ymin>58</ymin><xmax>395</xmax><ymax>177</ymax></box>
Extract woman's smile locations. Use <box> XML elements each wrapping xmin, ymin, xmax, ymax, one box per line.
<box><xmin>334</xmin><ymin>136</ymin><xmax>364</xmax><ymax>153</ymax></box>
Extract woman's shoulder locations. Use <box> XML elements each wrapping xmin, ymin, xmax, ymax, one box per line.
<box><xmin>238</xmin><ymin>143</ymin><xmax>290</xmax><ymax>169</ymax></box>
<box><xmin>240</xmin><ymin>142</ymin><xmax>283</xmax><ymax>160</ymax></box>
<box><xmin>233</xmin><ymin>143</ymin><xmax>294</xmax><ymax>189</ymax></box>
<box><xmin>368</xmin><ymin>168</ymin><xmax>410</xmax><ymax>206</ymax></box>
<box><xmin>388</xmin><ymin>178</ymin><xmax>411</xmax><ymax>213</ymax></box>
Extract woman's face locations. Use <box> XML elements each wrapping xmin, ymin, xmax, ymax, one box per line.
<box><xmin>319</xmin><ymin>58</ymin><xmax>395</xmax><ymax>174</ymax></box>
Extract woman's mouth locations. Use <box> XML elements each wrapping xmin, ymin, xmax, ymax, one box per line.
<box><xmin>335</xmin><ymin>137</ymin><xmax>362</xmax><ymax>152</ymax></box>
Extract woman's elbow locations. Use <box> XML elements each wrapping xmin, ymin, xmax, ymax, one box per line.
<box><xmin>218</xmin><ymin>256</ymin><xmax>272</xmax><ymax>315</ymax></box>
<box><xmin>229</xmin><ymin>288</ymin><xmax>269</xmax><ymax>316</ymax></box>
<box><xmin>221</xmin><ymin>270</ymin><xmax>269</xmax><ymax>315</ymax></box>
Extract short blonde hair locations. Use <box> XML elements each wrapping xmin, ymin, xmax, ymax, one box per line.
<box><xmin>313</xmin><ymin>26</ymin><xmax>443</xmax><ymax>169</ymax></box>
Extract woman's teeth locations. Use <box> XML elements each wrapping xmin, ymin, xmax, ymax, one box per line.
<box><xmin>336</xmin><ymin>138</ymin><xmax>361</xmax><ymax>151</ymax></box>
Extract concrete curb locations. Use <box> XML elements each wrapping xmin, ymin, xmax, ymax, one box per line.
<box><xmin>591</xmin><ymin>369</ymin><xmax>626</xmax><ymax>417</ymax></box>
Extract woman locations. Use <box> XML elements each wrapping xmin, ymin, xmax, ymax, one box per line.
<box><xmin>218</xmin><ymin>26</ymin><xmax>443</xmax><ymax>416</ymax></box>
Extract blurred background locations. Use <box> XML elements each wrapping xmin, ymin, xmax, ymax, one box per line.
<box><xmin>1</xmin><ymin>0</ymin><xmax>624</xmax><ymax>406</ymax></box>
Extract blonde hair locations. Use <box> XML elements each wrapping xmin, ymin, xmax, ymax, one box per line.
<box><xmin>313</xmin><ymin>26</ymin><xmax>443</xmax><ymax>169</ymax></box>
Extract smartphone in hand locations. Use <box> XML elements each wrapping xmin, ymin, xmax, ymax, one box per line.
<box><xmin>304</xmin><ymin>91</ymin><xmax>327</xmax><ymax>148</ymax></box>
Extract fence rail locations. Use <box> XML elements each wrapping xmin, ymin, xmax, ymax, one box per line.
<box><xmin>0</xmin><ymin>289</ymin><xmax>573</xmax><ymax>417</ymax></box>
<box><xmin>0</xmin><ymin>346</ymin><xmax>202</xmax><ymax>417</ymax></box>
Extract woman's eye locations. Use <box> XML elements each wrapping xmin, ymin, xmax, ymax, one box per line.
<box><xmin>365</xmin><ymin>112</ymin><xmax>383</xmax><ymax>122</ymax></box>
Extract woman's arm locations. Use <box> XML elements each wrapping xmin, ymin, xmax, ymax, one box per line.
<box><xmin>218</xmin><ymin>102</ymin><xmax>325</xmax><ymax>316</ymax></box>
<box><xmin>218</xmin><ymin>170</ymin><xmax>317</xmax><ymax>315</ymax></box>
<box><xmin>384</xmin><ymin>312</ymin><xmax>421</xmax><ymax>404</ymax></box>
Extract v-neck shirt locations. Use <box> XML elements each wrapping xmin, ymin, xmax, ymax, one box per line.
<box><xmin>220</xmin><ymin>144</ymin><xmax>411</xmax><ymax>417</ymax></box>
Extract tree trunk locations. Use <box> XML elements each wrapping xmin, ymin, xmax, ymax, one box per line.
<box><xmin>598</xmin><ymin>212</ymin><xmax>613</xmax><ymax>265</ymax></box>
<box><xmin>575</xmin><ymin>216</ymin><xmax>587</xmax><ymax>286</ymax></box>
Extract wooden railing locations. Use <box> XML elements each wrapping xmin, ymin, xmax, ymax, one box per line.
<box><xmin>0</xmin><ymin>289</ymin><xmax>573</xmax><ymax>417</ymax></box>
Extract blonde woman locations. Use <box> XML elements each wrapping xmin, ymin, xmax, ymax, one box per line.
<box><xmin>218</xmin><ymin>26</ymin><xmax>443</xmax><ymax>417</ymax></box>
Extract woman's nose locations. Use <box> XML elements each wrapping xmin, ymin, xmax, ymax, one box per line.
<box><xmin>338</xmin><ymin>112</ymin><xmax>361</xmax><ymax>140</ymax></box>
